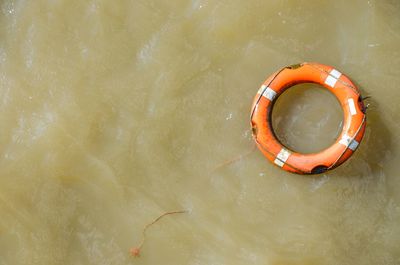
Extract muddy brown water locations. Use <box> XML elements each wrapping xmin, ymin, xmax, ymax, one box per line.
<box><xmin>0</xmin><ymin>1</ymin><xmax>399</xmax><ymax>264</ymax></box>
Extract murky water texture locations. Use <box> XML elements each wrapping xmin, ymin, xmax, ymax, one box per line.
<box><xmin>0</xmin><ymin>1</ymin><xmax>399</xmax><ymax>264</ymax></box>
<box><xmin>272</xmin><ymin>83</ymin><xmax>343</xmax><ymax>154</ymax></box>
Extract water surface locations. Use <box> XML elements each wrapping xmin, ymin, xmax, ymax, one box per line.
<box><xmin>0</xmin><ymin>1</ymin><xmax>399</xmax><ymax>264</ymax></box>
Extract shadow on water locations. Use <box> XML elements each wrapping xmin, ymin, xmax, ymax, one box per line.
<box><xmin>334</xmin><ymin>96</ymin><xmax>391</xmax><ymax>178</ymax></box>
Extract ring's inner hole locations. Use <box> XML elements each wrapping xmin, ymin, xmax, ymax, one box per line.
<box><xmin>271</xmin><ymin>83</ymin><xmax>343</xmax><ymax>154</ymax></box>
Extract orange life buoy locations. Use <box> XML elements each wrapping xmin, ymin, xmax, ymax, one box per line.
<box><xmin>250</xmin><ymin>62</ymin><xmax>366</xmax><ymax>174</ymax></box>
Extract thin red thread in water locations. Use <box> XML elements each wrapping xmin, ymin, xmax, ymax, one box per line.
<box><xmin>130</xmin><ymin>210</ymin><xmax>186</xmax><ymax>257</ymax></box>
<box><xmin>212</xmin><ymin>144</ymin><xmax>256</xmax><ymax>171</ymax></box>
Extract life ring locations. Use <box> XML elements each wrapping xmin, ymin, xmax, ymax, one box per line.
<box><xmin>250</xmin><ymin>62</ymin><xmax>366</xmax><ymax>174</ymax></box>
